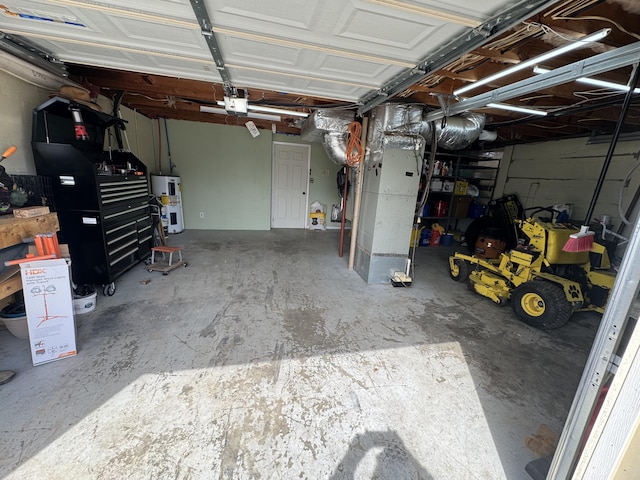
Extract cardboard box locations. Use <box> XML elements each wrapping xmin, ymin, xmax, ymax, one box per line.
<box><xmin>13</xmin><ymin>206</ymin><xmax>50</xmax><ymax>218</ymax></box>
<box><xmin>20</xmin><ymin>258</ymin><xmax>77</xmax><ymax>366</ymax></box>
<box><xmin>451</xmin><ymin>196</ymin><xmax>474</xmax><ymax>218</ymax></box>
<box><xmin>442</xmin><ymin>181</ymin><xmax>455</xmax><ymax>193</ymax></box>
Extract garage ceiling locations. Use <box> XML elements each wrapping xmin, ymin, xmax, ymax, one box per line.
<box><xmin>1</xmin><ymin>0</ymin><xmax>640</xmax><ymax>147</ymax></box>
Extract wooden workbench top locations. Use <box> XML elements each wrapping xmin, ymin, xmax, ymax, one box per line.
<box><xmin>0</xmin><ymin>212</ymin><xmax>60</xmax><ymax>305</ymax></box>
<box><xmin>0</xmin><ymin>213</ymin><xmax>59</xmax><ymax>250</ymax></box>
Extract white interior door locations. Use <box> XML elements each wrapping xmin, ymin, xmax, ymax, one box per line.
<box><xmin>272</xmin><ymin>142</ymin><xmax>310</xmax><ymax>228</ymax></box>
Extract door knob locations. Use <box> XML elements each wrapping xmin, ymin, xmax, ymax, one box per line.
<box><xmin>302</xmin><ymin>192</ymin><xmax>306</xmax><ymax>195</ymax></box>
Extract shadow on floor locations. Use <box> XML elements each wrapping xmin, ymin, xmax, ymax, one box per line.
<box><xmin>329</xmin><ymin>430</ymin><xmax>433</xmax><ymax>480</ymax></box>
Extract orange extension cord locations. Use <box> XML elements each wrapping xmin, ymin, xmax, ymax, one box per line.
<box><xmin>345</xmin><ymin>121</ymin><xmax>364</xmax><ymax>167</ymax></box>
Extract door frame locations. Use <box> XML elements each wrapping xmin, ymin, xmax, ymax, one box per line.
<box><xmin>271</xmin><ymin>141</ymin><xmax>311</xmax><ymax>229</ymax></box>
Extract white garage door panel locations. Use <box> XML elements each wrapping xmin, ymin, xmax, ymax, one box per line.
<box><xmin>0</xmin><ymin>0</ymin><xmax>522</xmax><ymax>107</ymax></box>
<box><xmin>106</xmin><ymin>17</ymin><xmax>206</xmax><ymax>52</ymax></box>
<box><xmin>212</xmin><ymin>1</ymin><xmax>466</xmax><ymax>63</ymax></box>
<box><xmin>333</xmin><ymin>5</ymin><xmax>449</xmax><ymax>49</ymax></box>
<box><xmin>228</xmin><ymin>68</ymin><xmax>374</xmax><ymax>101</ymax></box>
<box><xmin>222</xmin><ymin>37</ymin><xmax>396</xmax><ymax>80</ymax></box>
<box><xmin>215</xmin><ymin>0</ymin><xmax>321</xmax><ymax>30</ymax></box>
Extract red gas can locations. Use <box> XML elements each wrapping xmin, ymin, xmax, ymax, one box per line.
<box><xmin>434</xmin><ymin>200</ymin><xmax>448</xmax><ymax>217</ymax></box>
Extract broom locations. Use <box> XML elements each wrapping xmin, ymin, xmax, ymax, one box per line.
<box><xmin>563</xmin><ymin>65</ymin><xmax>640</xmax><ymax>253</ymax></box>
<box><xmin>563</xmin><ymin>225</ymin><xmax>595</xmax><ymax>253</ymax></box>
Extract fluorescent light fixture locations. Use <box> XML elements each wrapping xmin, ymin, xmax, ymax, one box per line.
<box><xmin>216</xmin><ymin>100</ymin><xmax>309</xmax><ymax>117</ymax></box>
<box><xmin>248</xmin><ymin>105</ymin><xmax>309</xmax><ymax>117</ymax></box>
<box><xmin>454</xmin><ymin>28</ymin><xmax>611</xmax><ymax>97</ymax></box>
<box><xmin>533</xmin><ymin>66</ymin><xmax>640</xmax><ymax>93</ymax></box>
<box><xmin>223</xmin><ymin>96</ymin><xmax>248</xmax><ymax>114</ymax></box>
<box><xmin>486</xmin><ymin>103</ymin><xmax>548</xmax><ymax>116</ymax></box>
<box><xmin>200</xmin><ymin>105</ymin><xmax>281</xmax><ymax>122</ymax></box>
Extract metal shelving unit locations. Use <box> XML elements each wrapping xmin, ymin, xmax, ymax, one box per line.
<box><xmin>421</xmin><ymin>152</ymin><xmax>500</xmax><ymax>231</ymax></box>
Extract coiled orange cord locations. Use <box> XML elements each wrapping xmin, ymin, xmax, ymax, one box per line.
<box><xmin>345</xmin><ymin>121</ymin><xmax>364</xmax><ymax>167</ymax></box>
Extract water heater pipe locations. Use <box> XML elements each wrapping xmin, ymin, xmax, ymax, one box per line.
<box><xmin>338</xmin><ymin>165</ymin><xmax>349</xmax><ymax>258</ymax></box>
<box><xmin>349</xmin><ymin>117</ymin><xmax>369</xmax><ymax>269</ymax></box>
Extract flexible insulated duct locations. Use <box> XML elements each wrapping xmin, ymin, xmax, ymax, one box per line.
<box><xmin>301</xmin><ymin>109</ymin><xmax>354</xmax><ymax>143</ymax></box>
<box><xmin>322</xmin><ymin>132</ymin><xmax>348</xmax><ymax>165</ymax></box>
<box><xmin>307</xmin><ymin>105</ymin><xmax>488</xmax><ymax>164</ymax></box>
<box><xmin>301</xmin><ymin>109</ymin><xmax>355</xmax><ymax>164</ymax></box>
<box><xmin>420</xmin><ymin>112</ymin><xmax>487</xmax><ymax>150</ymax></box>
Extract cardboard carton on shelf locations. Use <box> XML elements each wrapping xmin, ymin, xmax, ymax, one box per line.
<box><xmin>451</xmin><ymin>196</ymin><xmax>474</xmax><ymax>218</ymax></box>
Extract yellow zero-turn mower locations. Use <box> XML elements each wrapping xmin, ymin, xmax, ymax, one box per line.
<box><xmin>449</xmin><ymin>207</ymin><xmax>617</xmax><ymax>330</ymax></box>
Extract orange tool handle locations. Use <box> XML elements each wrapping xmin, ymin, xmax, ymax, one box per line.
<box><xmin>1</xmin><ymin>145</ymin><xmax>17</xmax><ymax>160</ymax></box>
<box><xmin>34</xmin><ymin>235</ymin><xmax>45</xmax><ymax>256</ymax></box>
<box><xmin>5</xmin><ymin>254</ymin><xmax>57</xmax><ymax>266</ymax></box>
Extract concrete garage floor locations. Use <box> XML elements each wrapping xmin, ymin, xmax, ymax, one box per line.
<box><xmin>0</xmin><ymin>229</ymin><xmax>599</xmax><ymax>479</ymax></box>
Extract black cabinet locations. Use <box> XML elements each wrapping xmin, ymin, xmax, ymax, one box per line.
<box><xmin>31</xmin><ymin>97</ymin><xmax>153</xmax><ymax>293</ymax></box>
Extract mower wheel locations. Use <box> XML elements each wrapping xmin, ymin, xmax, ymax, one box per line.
<box><xmin>511</xmin><ymin>281</ymin><xmax>572</xmax><ymax>330</ymax></box>
<box><xmin>450</xmin><ymin>258</ymin><xmax>470</xmax><ymax>282</ymax></box>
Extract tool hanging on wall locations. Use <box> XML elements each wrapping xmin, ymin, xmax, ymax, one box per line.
<box><xmin>0</xmin><ymin>145</ymin><xmax>17</xmax><ymax>189</ymax></box>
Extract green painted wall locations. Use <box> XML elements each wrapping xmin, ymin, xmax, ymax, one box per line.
<box><xmin>0</xmin><ymin>69</ymin><xmax>49</xmax><ymax>174</ymax></box>
<box><xmin>0</xmin><ymin>65</ymin><xmax>348</xmax><ymax>232</ymax></box>
<box><xmin>163</xmin><ymin>120</ymin><xmax>272</xmax><ymax>230</ymax></box>
<box><xmin>154</xmin><ymin>122</ymin><xmax>340</xmax><ymax>230</ymax></box>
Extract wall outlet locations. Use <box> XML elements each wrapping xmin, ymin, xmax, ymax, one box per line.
<box><xmin>199</xmin><ymin>211</ymin><xmax>205</xmax><ymax>218</ymax></box>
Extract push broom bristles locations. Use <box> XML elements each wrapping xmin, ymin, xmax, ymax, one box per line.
<box><xmin>563</xmin><ymin>225</ymin><xmax>595</xmax><ymax>252</ymax></box>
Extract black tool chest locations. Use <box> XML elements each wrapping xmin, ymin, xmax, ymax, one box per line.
<box><xmin>31</xmin><ymin>96</ymin><xmax>153</xmax><ymax>296</ymax></box>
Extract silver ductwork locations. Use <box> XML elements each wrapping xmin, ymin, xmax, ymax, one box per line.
<box><xmin>421</xmin><ymin>112</ymin><xmax>487</xmax><ymax>150</ymax></box>
<box><xmin>301</xmin><ymin>109</ymin><xmax>355</xmax><ymax>165</ymax></box>
<box><xmin>303</xmin><ymin>104</ymin><xmax>489</xmax><ymax>165</ymax></box>
<box><xmin>322</xmin><ymin>132</ymin><xmax>348</xmax><ymax>165</ymax></box>
<box><xmin>365</xmin><ymin>104</ymin><xmax>425</xmax><ymax>165</ymax></box>
<box><xmin>365</xmin><ymin>104</ymin><xmax>487</xmax><ymax>165</ymax></box>
<box><xmin>301</xmin><ymin>109</ymin><xmax>355</xmax><ymax>143</ymax></box>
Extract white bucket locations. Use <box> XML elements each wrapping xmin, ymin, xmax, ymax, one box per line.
<box><xmin>73</xmin><ymin>291</ymin><xmax>97</xmax><ymax>315</ymax></box>
<box><xmin>1</xmin><ymin>316</ymin><xmax>29</xmax><ymax>339</ymax></box>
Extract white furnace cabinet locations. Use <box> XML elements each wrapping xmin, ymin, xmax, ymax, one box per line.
<box><xmin>151</xmin><ymin>175</ymin><xmax>184</xmax><ymax>234</ymax></box>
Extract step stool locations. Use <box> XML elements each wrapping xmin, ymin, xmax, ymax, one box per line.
<box><xmin>150</xmin><ymin>245</ymin><xmax>182</xmax><ymax>266</ymax></box>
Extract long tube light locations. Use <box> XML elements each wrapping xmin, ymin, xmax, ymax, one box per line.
<box><xmin>200</xmin><ymin>105</ymin><xmax>281</xmax><ymax>122</ymax></box>
<box><xmin>486</xmin><ymin>103</ymin><xmax>548</xmax><ymax>116</ymax></box>
<box><xmin>533</xmin><ymin>66</ymin><xmax>640</xmax><ymax>94</ymax></box>
<box><xmin>215</xmin><ymin>100</ymin><xmax>309</xmax><ymax>117</ymax></box>
<box><xmin>453</xmin><ymin>28</ymin><xmax>611</xmax><ymax>97</ymax></box>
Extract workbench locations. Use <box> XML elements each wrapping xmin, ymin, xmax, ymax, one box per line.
<box><xmin>0</xmin><ymin>213</ymin><xmax>59</xmax><ymax>307</ymax></box>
